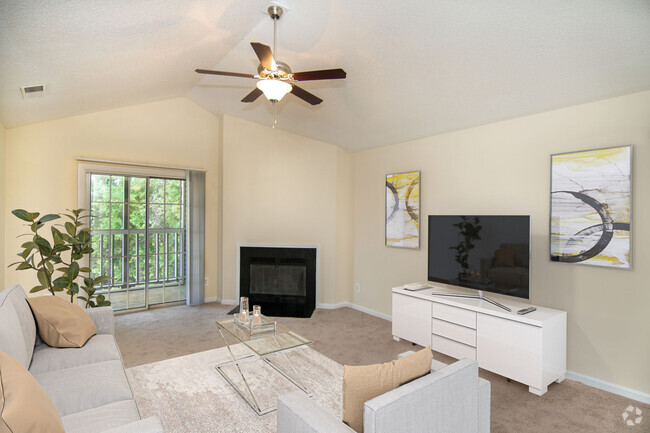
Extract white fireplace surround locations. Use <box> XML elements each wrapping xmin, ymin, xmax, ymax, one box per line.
<box><xmin>234</xmin><ymin>243</ymin><xmax>321</xmax><ymax>308</ymax></box>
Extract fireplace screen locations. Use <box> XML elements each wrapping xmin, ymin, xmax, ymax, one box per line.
<box><xmin>240</xmin><ymin>246</ymin><xmax>316</xmax><ymax>317</ymax></box>
<box><xmin>250</xmin><ymin>264</ymin><xmax>306</xmax><ymax>297</ymax></box>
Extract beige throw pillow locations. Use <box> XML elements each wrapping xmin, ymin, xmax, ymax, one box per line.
<box><xmin>342</xmin><ymin>346</ymin><xmax>433</xmax><ymax>433</ymax></box>
<box><xmin>27</xmin><ymin>296</ymin><xmax>97</xmax><ymax>348</ymax></box>
<box><xmin>0</xmin><ymin>350</ymin><xmax>65</xmax><ymax>433</ymax></box>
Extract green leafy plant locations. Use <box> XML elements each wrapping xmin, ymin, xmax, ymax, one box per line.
<box><xmin>9</xmin><ymin>209</ymin><xmax>111</xmax><ymax>308</ymax></box>
<box><xmin>450</xmin><ymin>216</ymin><xmax>483</xmax><ymax>273</ymax></box>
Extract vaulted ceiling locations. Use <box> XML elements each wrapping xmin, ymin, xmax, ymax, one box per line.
<box><xmin>1</xmin><ymin>0</ymin><xmax>649</xmax><ymax>151</ymax></box>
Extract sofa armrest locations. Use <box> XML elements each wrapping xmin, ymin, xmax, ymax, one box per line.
<box><xmin>101</xmin><ymin>417</ymin><xmax>164</xmax><ymax>433</ymax></box>
<box><xmin>364</xmin><ymin>358</ymin><xmax>480</xmax><ymax>433</ymax></box>
<box><xmin>278</xmin><ymin>391</ymin><xmax>355</xmax><ymax>433</ymax></box>
<box><xmin>86</xmin><ymin>306</ymin><xmax>115</xmax><ymax>335</ymax></box>
<box><xmin>478</xmin><ymin>378</ymin><xmax>491</xmax><ymax>433</ymax></box>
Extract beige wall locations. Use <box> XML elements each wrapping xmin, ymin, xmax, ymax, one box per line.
<box><xmin>220</xmin><ymin>115</ymin><xmax>353</xmax><ymax>305</ymax></box>
<box><xmin>3</xmin><ymin>98</ymin><xmax>221</xmax><ymax>299</ymax></box>
<box><xmin>335</xmin><ymin>147</ymin><xmax>354</xmax><ymax>305</ymax></box>
<box><xmin>352</xmin><ymin>90</ymin><xmax>650</xmax><ymax>394</ymax></box>
<box><xmin>0</xmin><ymin>122</ymin><xmax>5</xmax><ymax>289</ymax></box>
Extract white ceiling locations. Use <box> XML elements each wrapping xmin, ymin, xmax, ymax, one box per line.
<box><xmin>1</xmin><ymin>0</ymin><xmax>649</xmax><ymax>151</ymax></box>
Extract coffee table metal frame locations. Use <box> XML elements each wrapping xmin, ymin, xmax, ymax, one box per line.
<box><xmin>215</xmin><ymin>318</ymin><xmax>312</xmax><ymax>415</ymax></box>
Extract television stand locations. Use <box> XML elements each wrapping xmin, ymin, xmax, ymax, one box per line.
<box><xmin>429</xmin><ymin>290</ymin><xmax>512</xmax><ymax>312</ymax></box>
<box><xmin>392</xmin><ymin>286</ymin><xmax>567</xmax><ymax>396</ymax></box>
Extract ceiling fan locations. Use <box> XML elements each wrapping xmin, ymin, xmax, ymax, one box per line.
<box><xmin>195</xmin><ymin>5</ymin><xmax>346</xmax><ymax>107</ymax></box>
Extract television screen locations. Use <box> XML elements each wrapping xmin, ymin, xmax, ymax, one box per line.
<box><xmin>427</xmin><ymin>215</ymin><xmax>530</xmax><ymax>299</ymax></box>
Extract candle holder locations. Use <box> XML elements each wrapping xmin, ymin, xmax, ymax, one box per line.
<box><xmin>253</xmin><ymin>305</ymin><xmax>262</xmax><ymax>324</ymax></box>
<box><xmin>239</xmin><ymin>297</ymin><xmax>249</xmax><ymax>323</ymax></box>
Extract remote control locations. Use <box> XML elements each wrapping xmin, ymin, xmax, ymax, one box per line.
<box><xmin>403</xmin><ymin>283</ymin><xmax>432</xmax><ymax>291</ymax></box>
<box><xmin>516</xmin><ymin>307</ymin><xmax>536</xmax><ymax>315</ymax></box>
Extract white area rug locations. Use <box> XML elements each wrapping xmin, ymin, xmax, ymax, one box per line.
<box><xmin>126</xmin><ymin>346</ymin><xmax>343</xmax><ymax>432</ymax></box>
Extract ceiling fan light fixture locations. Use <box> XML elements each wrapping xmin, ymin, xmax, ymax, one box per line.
<box><xmin>257</xmin><ymin>79</ymin><xmax>292</xmax><ymax>102</ymax></box>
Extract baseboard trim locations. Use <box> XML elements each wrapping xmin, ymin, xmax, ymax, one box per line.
<box><xmin>566</xmin><ymin>370</ymin><xmax>650</xmax><ymax>404</ymax></box>
<box><xmin>219</xmin><ymin>299</ymin><xmax>238</xmax><ymax>305</ymax></box>
<box><xmin>205</xmin><ymin>297</ymin><xmax>237</xmax><ymax>305</ymax></box>
<box><xmin>318</xmin><ymin>302</ymin><xmax>392</xmax><ymax>322</ymax></box>
<box><xmin>317</xmin><ymin>302</ymin><xmax>347</xmax><ymax>310</ymax></box>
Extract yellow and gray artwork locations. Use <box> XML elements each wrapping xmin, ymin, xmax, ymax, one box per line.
<box><xmin>385</xmin><ymin>171</ymin><xmax>420</xmax><ymax>248</ymax></box>
<box><xmin>550</xmin><ymin>146</ymin><xmax>632</xmax><ymax>268</ymax></box>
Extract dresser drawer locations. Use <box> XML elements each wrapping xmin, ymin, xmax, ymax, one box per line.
<box><xmin>432</xmin><ymin>334</ymin><xmax>476</xmax><ymax>361</ymax></box>
<box><xmin>432</xmin><ymin>318</ymin><xmax>476</xmax><ymax>347</ymax></box>
<box><xmin>432</xmin><ymin>302</ymin><xmax>477</xmax><ymax>329</ymax></box>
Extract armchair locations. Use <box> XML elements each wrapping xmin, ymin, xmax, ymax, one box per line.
<box><xmin>277</xmin><ymin>358</ymin><xmax>490</xmax><ymax>433</ymax></box>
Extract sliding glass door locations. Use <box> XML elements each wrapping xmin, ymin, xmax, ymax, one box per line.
<box><xmin>89</xmin><ymin>174</ymin><xmax>186</xmax><ymax>311</ymax></box>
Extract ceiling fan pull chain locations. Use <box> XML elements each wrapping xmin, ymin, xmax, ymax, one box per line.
<box><xmin>273</xmin><ymin>102</ymin><xmax>278</xmax><ymax>129</ymax></box>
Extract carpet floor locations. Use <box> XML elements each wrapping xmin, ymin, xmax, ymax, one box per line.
<box><xmin>115</xmin><ymin>303</ymin><xmax>649</xmax><ymax>433</ymax></box>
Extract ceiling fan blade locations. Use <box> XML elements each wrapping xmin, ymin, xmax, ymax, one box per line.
<box><xmin>251</xmin><ymin>42</ymin><xmax>274</xmax><ymax>70</ymax></box>
<box><xmin>241</xmin><ymin>88</ymin><xmax>263</xmax><ymax>103</ymax></box>
<box><xmin>291</xmin><ymin>85</ymin><xmax>323</xmax><ymax>105</ymax></box>
<box><xmin>292</xmin><ymin>68</ymin><xmax>347</xmax><ymax>81</ymax></box>
<box><xmin>195</xmin><ymin>69</ymin><xmax>255</xmax><ymax>79</ymax></box>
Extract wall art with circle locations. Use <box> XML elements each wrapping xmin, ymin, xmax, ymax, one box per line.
<box><xmin>550</xmin><ymin>145</ymin><xmax>632</xmax><ymax>268</ymax></box>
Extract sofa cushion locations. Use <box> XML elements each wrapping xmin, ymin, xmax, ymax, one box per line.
<box><xmin>33</xmin><ymin>359</ymin><xmax>133</xmax><ymax>417</ymax></box>
<box><xmin>342</xmin><ymin>346</ymin><xmax>432</xmax><ymax>433</ymax></box>
<box><xmin>0</xmin><ymin>285</ymin><xmax>36</xmax><ymax>368</ymax></box>
<box><xmin>27</xmin><ymin>295</ymin><xmax>97</xmax><ymax>348</ymax></box>
<box><xmin>61</xmin><ymin>399</ymin><xmax>140</xmax><ymax>433</ymax></box>
<box><xmin>0</xmin><ymin>350</ymin><xmax>65</xmax><ymax>433</ymax></box>
<box><xmin>29</xmin><ymin>334</ymin><xmax>121</xmax><ymax>375</ymax></box>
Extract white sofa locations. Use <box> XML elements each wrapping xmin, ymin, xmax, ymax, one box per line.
<box><xmin>277</xmin><ymin>357</ymin><xmax>490</xmax><ymax>433</ymax></box>
<box><xmin>0</xmin><ymin>285</ymin><xmax>163</xmax><ymax>433</ymax></box>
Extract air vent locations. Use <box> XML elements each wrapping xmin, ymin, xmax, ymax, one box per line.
<box><xmin>21</xmin><ymin>84</ymin><xmax>46</xmax><ymax>99</ymax></box>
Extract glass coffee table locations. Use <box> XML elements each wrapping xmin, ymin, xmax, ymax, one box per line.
<box><xmin>215</xmin><ymin>316</ymin><xmax>312</xmax><ymax>415</ymax></box>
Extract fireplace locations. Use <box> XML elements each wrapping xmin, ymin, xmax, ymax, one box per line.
<box><xmin>240</xmin><ymin>246</ymin><xmax>316</xmax><ymax>318</ymax></box>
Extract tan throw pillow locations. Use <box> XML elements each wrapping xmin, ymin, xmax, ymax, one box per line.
<box><xmin>342</xmin><ymin>346</ymin><xmax>433</xmax><ymax>433</ymax></box>
<box><xmin>0</xmin><ymin>350</ymin><xmax>65</xmax><ymax>433</ymax></box>
<box><xmin>493</xmin><ymin>247</ymin><xmax>516</xmax><ymax>268</ymax></box>
<box><xmin>27</xmin><ymin>296</ymin><xmax>97</xmax><ymax>348</ymax></box>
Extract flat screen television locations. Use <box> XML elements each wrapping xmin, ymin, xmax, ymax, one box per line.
<box><xmin>427</xmin><ymin>215</ymin><xmax>530</xmax><ymax>299</ymax></box>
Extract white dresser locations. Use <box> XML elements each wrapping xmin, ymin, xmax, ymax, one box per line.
<box><xmin>392</xmin><ymin>285</ymin><xmax>566</xmax><ymax>396</ymax></box>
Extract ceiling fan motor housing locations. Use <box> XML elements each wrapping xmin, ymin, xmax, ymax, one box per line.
<box><xmin>257</xmin><ymin>61</ymin><xmax>292</xmax><ymax>79</ymax></box>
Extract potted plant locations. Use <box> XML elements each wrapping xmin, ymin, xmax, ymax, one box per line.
<box><xmin>8</xmin><ymin>208</ymin><xmax>111</xmax><ymax>308</ymax></box>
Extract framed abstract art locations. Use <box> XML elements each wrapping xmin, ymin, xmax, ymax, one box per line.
<box><xmin>386</xmin><ymin>171</ymin><xmax>420</xmax><ymax>249</ymax></box>
<box><xmin>550</xmin><ymin>145</ymin><xmax>632</xmax><ymax>268</ymax></box>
